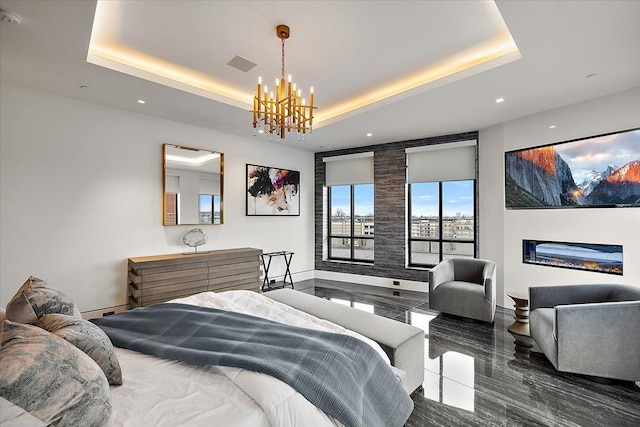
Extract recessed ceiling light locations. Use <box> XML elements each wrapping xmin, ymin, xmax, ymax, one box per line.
<box><xmin>586</xmin><ymin>73</ymin><xmax>600</xmax><ymax>79</ymax></box>
<box><xmin>549</xmin><ymin>125</ymin><xmax>557</xmax><ymax>129</ymax></box>
<box><xmin>258</xmin><ymin>129</ymin><xmax>265</xmax><ymax>134</ymax></box>
<box><xmin>137</xmin><ymin>99</ymin><xmax>146</xmax><ymax>104</ymax></box>
<box><xmin>366</xmin><ymin>133</ymin><xmax>373</xmax><ymax>137</ymax></box>
<box><xmin>79</xmin><ymin>85</ymin><xmax>91</xmax><ymax>90</ymax></box>
<box><xmin>495</xmin><ymin>98</ymin><xmax>504</xmax><ymax>103</ymax></box>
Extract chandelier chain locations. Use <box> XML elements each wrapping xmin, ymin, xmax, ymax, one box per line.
<box><xmin>281</xmin><ymin>37</ymin><xmax>286</xmax><ymax>80</ymax></box>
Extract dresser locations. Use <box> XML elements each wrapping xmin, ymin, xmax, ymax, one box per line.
<box><xmin>127</xmin><ymin>247</ymin><xmax>262</xmax><ymax>308</ymax></box>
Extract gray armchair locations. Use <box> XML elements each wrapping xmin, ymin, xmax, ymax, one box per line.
<box><xmin>529</xmin><ymin>284</ymin><xmax>640</xmax><ymax>382</ymax></box>
<box><xmin>428</xmin><ymin>258</ymin><xmax>497</xmax><ymax>322</ymax></box>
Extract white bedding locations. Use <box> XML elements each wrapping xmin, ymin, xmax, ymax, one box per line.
<box><xmin>109</xmin><ymin>290</ymin><xmax>390</xmax><ymax>427</ymax></box>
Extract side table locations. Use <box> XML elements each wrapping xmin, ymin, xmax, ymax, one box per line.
<box><xmin>507</xmin><ymin>292</ymin><xmax>530</xmax><ymax>336</ymax></box>
<box><xmin>507</xmin><ymin>291</ymin><xmax>534</xmax><ymax>356</ymax></box>
<box><xmin>261</xmin><ymin>251</ymin><xmax>294</xmax><ymax>292</ymax></box>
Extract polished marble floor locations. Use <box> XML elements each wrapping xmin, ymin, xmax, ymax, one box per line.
<box><xmin>293</xmin><ymin>279</ymin><xmax>640</xmax><ymax>427</ymax></box>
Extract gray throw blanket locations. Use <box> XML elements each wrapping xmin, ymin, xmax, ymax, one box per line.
<box><xmin>92</xmin><ymin>303</ymin><xmax>413</xmax><ymax>427</ymax></box>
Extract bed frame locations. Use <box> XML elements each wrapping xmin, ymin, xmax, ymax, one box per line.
<box><xmin>265</xmin><ymin>289</ymin><xmax>425</xmax><ymax>394</ymax></box>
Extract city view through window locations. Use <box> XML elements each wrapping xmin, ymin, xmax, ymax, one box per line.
<box><xmin>409</xmin><ymin>181</ymin><xmax>475</xmax><ymax>266</ymax></box>
<box><xmin>329</xmin><ymin>184</ymin><xmax>374</xmax><ymax>261</ymax></box>
<box><xmin>199</xmin><ymin>194</ymin><xmax>221</xmax><ymax>224</ymax></box>
<box><xmin>328</xmin><ymin>180</ymin><xmax>475</xmax><ymax>265</ymax></box>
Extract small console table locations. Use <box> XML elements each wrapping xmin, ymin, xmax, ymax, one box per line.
<box><xmin>261</xmin><ymin>251</ymin><xmax>294</xmax><ymax>292</ymax></box>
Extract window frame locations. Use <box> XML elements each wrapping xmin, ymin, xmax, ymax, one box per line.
<box><xmin>407</xmin><ymin>180</ymin><xmax>477</xmax><ymax>268</ymax></box>
<box><xmin>328</xmin><ymin>184</ymin><xmax>374</xmax><ymax>263</ymax></box>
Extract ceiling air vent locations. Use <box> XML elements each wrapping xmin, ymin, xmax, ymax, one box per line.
<box><xmin>227</xmin><ymin>55</ymin><xmax>257</xmax><ymax>73</ymax></box>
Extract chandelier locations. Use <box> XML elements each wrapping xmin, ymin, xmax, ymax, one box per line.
<box><xmin>252</xmin><ymin>25</ymin><xmax>315</xmax><ymax>140</ymax></box>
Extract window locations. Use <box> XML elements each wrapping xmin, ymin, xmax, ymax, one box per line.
<box><xmin>324</xmin><ymin>152</ymin><xmax>374</xmax><ymax>263</ymax></box>
<box><xmin>406</xmin><ymin>141</ymin><xmax>477</xmax><ymax>267</ymax></box>
<box><xmin>408</xmin><ymin>180</ymin><xmax>476</xmax><ymax>267</ymax></box>
<box><xmin>328</xmin><ymin>183</ymin><xmax>374</xmax><ymax>262</ymax></box>
<box><xmin>199</xmin><ymin>194</ymin><xmax>221</xmax><ymax>224</ymax></box>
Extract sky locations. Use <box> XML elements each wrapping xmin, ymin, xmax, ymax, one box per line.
<box><xmin>411</xmin><ymin>181</ymin><xmax>474</xmax><ymax>217</ymax></box>
<box><xmin>330</xmin><ymin>184</ymin><xmax>374</xmax><ymax>216</ymax></box>
<box><xmin>199</xmin><ymin>194</ymin><xmax>220</xmax><ymax>213</ymax></box>
<box><xmin>330</xmin><ymin>181</ymin><xmax>474</xmax><ymax>217</ymax></box>
<box><xmin>554</xmin><ymin>128</ymin><xmax>640</xmax><ymax>174</ymax></box>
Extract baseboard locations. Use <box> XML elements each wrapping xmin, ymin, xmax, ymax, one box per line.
<box><xmin>313</xmin><ymin>270</ymin><xmax>428</xmax><ymax>293</ymax></box>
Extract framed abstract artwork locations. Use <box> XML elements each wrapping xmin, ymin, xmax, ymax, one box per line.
<box><xmin>505</xmin><ymin>127</ymin><xmax>640</xmax><ymax>209</ymax></box>
<box><xmin>246</xmin><ymin>164</ymin><xmax>300</xmax><ymax>216</ymax></box>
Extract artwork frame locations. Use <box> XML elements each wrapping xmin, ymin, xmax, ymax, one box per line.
<box><xmin>246</xmin><ymin>164</ymin><xmax>300</xmax><ymax>216</ymax></box>
<box><xmin>505</xmin><ymin>127</ymin><xmax>640</xmax><ymax>209</ymax></box>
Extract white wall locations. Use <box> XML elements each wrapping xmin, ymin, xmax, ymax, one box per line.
<box><xmin>0</xmin><ymin>84</ymin><xmax>315</xmax><ymax>312</ymax></box>
<box><xmin>480</xmin><ymin>88</ymin><xmax>640</xmax><ymax>307</ymax></box>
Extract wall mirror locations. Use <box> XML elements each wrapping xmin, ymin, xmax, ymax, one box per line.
<box><xmin>163</xmin><ymin>144</ymin><xmax>224</xmax><ymax>225</ymax></box>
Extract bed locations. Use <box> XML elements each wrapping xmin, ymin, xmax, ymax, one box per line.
<box><xmin>1</xmin><ymin>278</ymin><xmax>413</xmax><ymax>427</ymax></box>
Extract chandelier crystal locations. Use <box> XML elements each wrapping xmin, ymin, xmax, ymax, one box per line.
<box><xmin>252</xmin><ymin>25</ymin><xmax>315</xmax><ymax>140</ymax></box>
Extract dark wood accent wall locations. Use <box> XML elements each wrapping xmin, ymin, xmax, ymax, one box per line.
<box><xmin>315</xmin><ymin>132</ymin><xmax>479</xmax><ymax>282</ymax></box>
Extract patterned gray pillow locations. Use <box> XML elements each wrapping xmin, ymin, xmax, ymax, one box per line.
<box><xmin>6</xmin><ymin>276</ymin><xmax>81</xmax><ymax>327</ymax></box>
<box><xmin>0</xmin><ymin>321</ymin><xmax>112</xmax><ymax>427</ymax></box>
<box><xmin>41</xmin><ymin>313</ymin><xmax>123</xmax><ymax>385</ymax></box>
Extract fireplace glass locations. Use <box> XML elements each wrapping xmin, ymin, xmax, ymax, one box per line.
<box><xmin>522</xmin><ymin>240</ymin><xmax>622</xmax><ymax>275</ymax></box>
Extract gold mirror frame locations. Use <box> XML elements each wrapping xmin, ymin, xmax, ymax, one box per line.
<box><xmin>163</xmin><ymin>144</ymin><xmax>224</xmax><ymax>225</ymax></box>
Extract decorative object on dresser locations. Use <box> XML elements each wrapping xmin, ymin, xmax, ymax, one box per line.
<box><xmin>182</xmin><ymin>227</ymin><xmax>208</xmax><ymax>254</ymax></box>
<box><xmin>127</xmin><ymin>247</ymin><xmax>262</xmax><ymax>308</ymax></box>
<box><xmin>246</xmin><ymin>164</ymin><xmax>300</xmax><ymax>216</ymax></box>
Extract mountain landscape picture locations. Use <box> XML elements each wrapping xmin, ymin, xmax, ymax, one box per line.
<box><xmin>505</xmin><ymin>128</ymin><xmax>640</xmax><ymax>208</ymax></box>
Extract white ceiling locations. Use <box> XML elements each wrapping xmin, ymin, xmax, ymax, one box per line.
<box><xmin>1</xmin><ymin>0</ymin><xmax>639</xmax><ymax>152</ymax></box>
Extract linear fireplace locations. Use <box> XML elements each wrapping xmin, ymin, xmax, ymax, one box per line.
<box><xmin>522</xmin><ymin>240</ymin><xmax>623</xmax><ymax>275</ymax></box>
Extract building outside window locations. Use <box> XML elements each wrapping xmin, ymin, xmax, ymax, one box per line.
<box><xmin>408</xmin><ymin>180</ymin><xmax>476</xmax><ymax>267</ymax></box>
<box><xmin>165</xmin><ymin>192</ymin><xmax>179</xmax><ymax>225</ymax></box>
<box><xmin>328</xmin><ymin>183</ymin><xmax>374</xmax><ymax>262</ymax></box>
<box><xmin>199</xmin><ymin>194</ymin><xmax>221</xmax><ymax>224</ymax></box>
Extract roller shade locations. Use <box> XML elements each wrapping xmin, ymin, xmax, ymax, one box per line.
<box><xmin>199</xmin><ymin>178</ymin><xmax>219</xmax><ymax>195</ymax></box>
<box><xmin>406</xmin><ymin>140</ymin><xmax>476</xmax><ymax>183</ymax></box>
<box><xmin>323</xmin><ymin>152</ymin><xmax>374</xmax><ymax>186</ymax></box>
<box><xmin>165</xmin><ymin>175</ymin><xmax>180</xmax><ymax>193</ymax></box>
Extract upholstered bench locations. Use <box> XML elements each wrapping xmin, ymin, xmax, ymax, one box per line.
<box><xmin>265</xmin><ymin>288</ymin><xmax>425</xmax><ymax>394</ymax></box>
